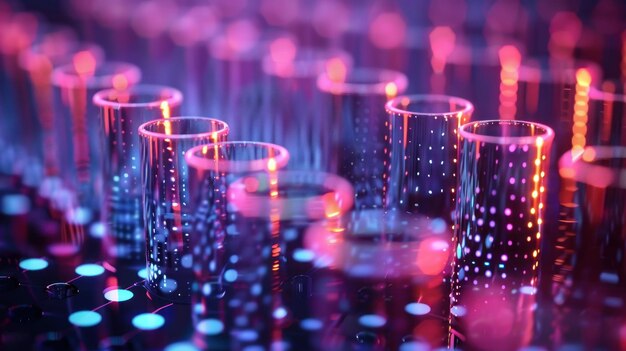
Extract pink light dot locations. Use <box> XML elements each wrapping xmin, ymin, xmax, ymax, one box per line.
<box><xmin>509</xmin><ymin>145</ymin><xmax>516</xmax><ymax>152</ymax></box>
<box><xmin>508</xmin><ymin>162</ymin><xmax>513</xmax><ymax>168</ymax></box>
<box><xmin>489</xmin><ymin>221</ymin><xmax>495</xmax><ymax>228</ymax></box>
<box><xmin>504</xmin><ymin>208</ymin><xmax>511</xmax><ymax>216</ymax></box>
<box><xmin>507</xmin><ymin>240</ymin><xmax>513</xmax><ymax>246</ymax></box>
<box><xmin>509</xmin><ymin>177</ymin><xmax>515</xmax><ymax>184</ymax></box>
<box><xmin>489</xmin><ymin>206</ymin><xmax>496</xmax><ymax>214</ymax></box>
<box><xmin>522</xmin><ymin>162</ymin><xmax>527</xmax><ymax>168</ymax></box>
<box><xmin>506</xmin><ymin>224</ymin><xmax>513</xmax><ymax>231</ymax></box>
<box><xmin>501</xmin><ymin>254</ymin><xmax>508</xmax><ymax>261</ymax></box>
<box><xmin>521</xmin><ymin>196</ymin><xmax>526</xmax><ymax>203</ymax></box>
<box><xmin>510</xmin><ymin>194</ymin><xmax>516</xmax><ymax>200</ymax></box>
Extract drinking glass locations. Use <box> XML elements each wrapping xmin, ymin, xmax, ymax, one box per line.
<box><xmin>139</xmin><ymin>117</ymin><xmax>230</xmax><ymax>301</ymax></box>
<box><xmin>451</xmin><ymin>120</ymin><xmax>554</xmax><ymax>349</ymax></box>
<box><xmin>317</xmin><ymin>68</ymin><xmax>408</xmax><ymax>209</ymax></box>
<box><xmin>94</xmin><ymin>85</ymin><xmax>183</xmax><ymax>263</ymax></box>
<box><xmin>386</xmin><ymin>94</ymin><xmax>473</xmax><ymax>220</ymax></box>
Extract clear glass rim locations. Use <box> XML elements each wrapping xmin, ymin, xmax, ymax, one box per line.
<box><xmin>386</xmin><ymin>94</ymin><xmax>474</xmax><ymax>117</ymax></box>
<box><xmin>227</xmin><ymin>171</ymin><xmax>354</xmax><ymax>220</ymax></box>
<box><xmin>138</xmin><ymin>117</ymin><xmax>230</xmax><ymax>140</ymax></box>
<box><xmin>93</xmin><ymin>84</ymin><xmax>183</xmax><ymax>108</ymax></box>
<box><xmin>51</xmin><ymin>61</ymin><xmax>142</xmax><ymax>89</ymax></box>
<box><xmin>460</xmin><ymin>120</ymin><xmax>555</xmax><ymax>145</ymax></box>
<box><xmin>185</xmin><ymin>141</ymin><xmax>289</xmax><ymax>172</ymax></box>
<box><xmin>317</xmin><ymin>68</ymin><xmax>408</xmax><ymax>95</ymax></box>
<box><xmin>559</xmin><ymin>146</ymin><xmax>626</xmax><ymax>189</ymax></box>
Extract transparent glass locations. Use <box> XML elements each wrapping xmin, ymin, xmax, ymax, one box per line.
<box><xmin>554</xmin><ymin>146</ymin><xmax>626</xmax><ymax>307</ymax></box>
<box><xmin>451</xmin><ymin>120</ymin><xmax>554</xmax><ymax>349</ymax></box>
<box><xmin>303</xmin><ymin>210</ymin><xmax>452</xmax><ymax>349</ymax></box>
<box><xmin>385</xmin><ymin>94</ymin><xmax>474</xmax><ymax>220</ymax></box>
<box><xmin>191</xmin><ymin>170</ymin><xmax>353</xmax><ymax>349</ymax></box>
<box><xmin>317</xmin><ymin>68</ymin><xmax>408</xmax><ymax>209</ymax></box>
<box><xmin>261</xmin><ymin>46</ymin><xmax>353</xmax><ymax>170</ymax></box>
<box><xmin>19</xmin><ymin>38</ymin><xmax>104</xmax><ymax>188</ymax></box>
<box><xmin>51</xmin><ymin>61</ymin><xmax>142</xmax><ymax>212</ymax></box>
<box><xmin>94</xmin><ymin>85</ymin><xmax>183</xmax><ymax>263</ymax></box>
<box><xmin>206</xmin><ymin>30</ymin><xmax>294</xmax><ymax>141</ymax></box>
<box><xmin>138</xmin><ymin>117</ymin><xmax>230</xmax><ymax>302</ymax></box>
<box><xmin>184</xmin><ymin>141</ymin><xmax>289</xmax><ymax>344</ymax></box>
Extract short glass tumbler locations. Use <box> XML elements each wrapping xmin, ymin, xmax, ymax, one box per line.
<box><xmin>451</xmin><ymin>120</ymin><xmax>554</xmax><ymax>349</ymax></box>
<box><xmin>139</xmin><ymin>117</ymin><xmax>230</xmax><ymax>302</ymax></box>
<box><xmin>94</xmin><ymin>85</ymin><xmax>183</xmax><ymax>262</ymax></box>
<box><xmin>385</xmin><ymin>94</ymin><xmax>473</xmax><ymax>220</ymax></box>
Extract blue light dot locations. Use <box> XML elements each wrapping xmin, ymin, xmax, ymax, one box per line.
<box><xmin>404</xmin><ymin>302</ymin><xmax>431</xmax><ymax>316</ymax></box>
<box><xmin>137</xmin><ymin>268</ymin><xmax>148</xmax><ymax>279</ymax></box>
<box><xmin>89</xmin><ymin>222</ymin><xmax>105</xmax><ymax>238</ymax></box>
<box><xmin>195</xmin><ymin>319</ymin><xmax>224</xmax><ymax>335</ymax></box>
<box><xmin>132</xmin><ymin>313</ymin><xmax>165</xmax><ymax>330</ymax></box>
<box><xmin>104</xmin><ymin>288</ymin><xmax>134</xmax><ymax>302</ymax></box>
<box><xmin>234</xmin><ymin>329</ymin><xmax>258</xmax><ymax>342</ymax></box>
<box><xmin>430</xmin><ymin>218</ymin><xmax>447</xmax><ymax>234</ymax></box>
<box><xmin>273</xmin><ymin>307</ymin><xmax>287</xmax><ymax>319</ymax></box>
<box><xmin>520</xmin><ymin>286</ymin><xmax>537</xmax><ymax>295</ymax></box>
<box><xmin>69</xmin><ymin>310</ymin><xmax>102</xmax><ymax>327</ymax></box>
<box><xmin>300</xmin><ymin>318</ymin><xmax>323</xmax><ymax>331</ymax></box>
<box><xmin>358</xmin><ymin>314</ymin><xmax>386</xmax><ymax>328</ymax></box>
<box><xmin>66</xmin><ymin>206</ymin><xmax>92</xmax><ymax>225</ymax></box>
<box><xmin>1</xmin><ymin>194</ymin><xmax>30</xmax><ymax>215</ymax></box>
<box><xmin>75</xmin><ymin>264</ymin><xmax>105</xmax><ymax>277</ymax></box>
<box><xmin>400</xmin><ymin>341</ymin><xmax>431</xmax><ymax>351</ymax></box>
<box><xmin>19</xmin><ymin>258</ymin><xmax>48</xmax><ymax>271</ymax></box>
<box><xmin>164</xmin><ymin>342</ymin><xmax>200</xmax><ymax>351</ymax></box>
<box><xmin>451</xmin><ymin>305</ymin><xmax>467</xmax><ymax>317</ymax></box>
<box><xmin>224</xmin><ymin>269</ymin><xmax>238</xmax><ymax>282</ymax></box>
<box><xmin>293</xmin><ymin>249</ymin><xmax>315</xmax><ymax>262</ymax></box>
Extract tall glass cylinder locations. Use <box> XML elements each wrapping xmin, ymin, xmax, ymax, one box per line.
<box><xmin>451</xmin><ymin>120</ymin><xmax>554</xmax><ymax>349</ymax></box>
<box><xmin>555</xmin><ymin>146</ymin><xmax>626</xmax><ymax>307</ymax></box>
<box><xmin>51</xmin><ymin>61</ymin><xmax>141</xmax><ymax>213</ymax></box>
<box><xmin>94</xmin><ymin>85</ymin><xmax>183</xmax><ymax>263</ymax></box>
<box><xmin>262</xmin><ymin>45</ymin><xmax>352</xmax><ymax>170</ymax></box>
<box><xmin>206</xmin><ymin>27</ymin><xmax>293</xmax><ymax>141</ymax></box>
<box><xmin>139</xmin><ymin>117</ymin><xmax>230</xmax><ymax>302</ymax></box>
<box><xmin>385</xmin><ymin>94</ymin><xmax>473</xmax><ymax>221</ymax></box>
<box><xmin>184</xmin><ymin>142</ymin><xmax>289</xmax><ymax>346</ymax></box>
<box><xmin>317</xmin><ymin>68</ymin><xmax>408</xmax><ymax>209</ymax></box>
<box><xmin>19</xmin><ymin>38</ymin><xmax>105</xmax><ymax>188</ymax></box>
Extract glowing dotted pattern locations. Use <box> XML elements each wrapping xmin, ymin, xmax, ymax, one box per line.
<box><xmin>386</xmin><ymin>95</ymin><xmax>472</xmax><ymax>220</ymax></box>
<box><xmin>452</xmin><ymin>120</ymin><xmax>552</xmax><ymax>312</ymax></box>
<box><xmin>141</xmin><ymin>118</ymin><xmax>228</xmax><ymax>303</ymax></box>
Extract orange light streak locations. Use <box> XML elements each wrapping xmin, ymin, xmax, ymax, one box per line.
<box><xmin>571</xmin><ymin>68</ymin><xmax>591</xmax><ymax>153</ymax></box>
